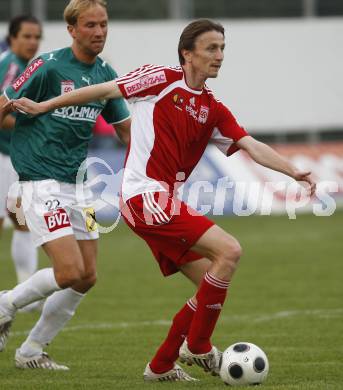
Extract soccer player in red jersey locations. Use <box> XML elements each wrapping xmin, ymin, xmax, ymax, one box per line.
<box><xmin>6</xmin><ymin>19</ymin><xmax>316</xmax><ymax>381</ymax></box>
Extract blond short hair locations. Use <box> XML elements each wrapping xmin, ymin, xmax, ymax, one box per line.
<box><xmin>64</xmin><ymin>0</ymin><xmax>107</xmax><ymax>25</ymax></box>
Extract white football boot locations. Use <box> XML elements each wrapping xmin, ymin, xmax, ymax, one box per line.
<box><xmin>0</xmin><ymin>291</ymin><xmax>16</xmax><ymax>352</ymax></box>
<box><xmin>15</xmin><ymin>349</ymin><xmax>69</xmax><ymax>370</ymax></box>
<box><xmin>143</xmin><ymin>363</ymin><xmax>198</xmax><ymax>382</ymax></box>
<box><xmin>179</xmin><ymin>339</ymin><xmax>222</xmax><ymax>376</ymax></box>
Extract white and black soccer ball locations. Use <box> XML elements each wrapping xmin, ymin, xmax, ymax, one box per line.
<box><xmin>219</xmin><ymin>342</ymin><xmax>269</xmax><ymax>386</ymax></box>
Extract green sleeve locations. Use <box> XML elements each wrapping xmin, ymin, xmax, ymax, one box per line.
<box><xmin>4</xmin><ymin>57</ymin><xmax>48</xmax><ymax>102</ymax></box>
<box><xmin>102</xmin><ymin>97</ymin><xmax>130</xmax><ymax>124</ymax></box>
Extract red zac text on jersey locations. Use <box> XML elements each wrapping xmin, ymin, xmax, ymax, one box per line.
<box><xmin>12</xmin><ymin>58</ymin><xmax>45</xmax><ymax>92</ymax></box>
<box><xmin>124</xmin><ymin>70</ymin><xmax>167</xmax><ymax>96</ymax></box>
<box><xmin>44</xmin><ymin>208</ymin><xmax>71</xmax><ymax>232</ymax></box>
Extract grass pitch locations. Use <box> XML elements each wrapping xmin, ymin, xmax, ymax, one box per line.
<box><xmin>0</xmin><ymin>211</ymin><xmax>342</xmax><ymax>389</ymax></box>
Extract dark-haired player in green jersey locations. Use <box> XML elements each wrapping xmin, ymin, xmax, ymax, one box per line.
<box><xmin>0</xmin><ymin>15</ymin><xmax>42</xmax><ymax>308</ymax></box>
<box><xmin>0</xmin><ymin>0</ymin><xmax>130</xmax><ymax>370</ymax></box>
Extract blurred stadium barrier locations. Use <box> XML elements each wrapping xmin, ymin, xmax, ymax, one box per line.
<box><xmin>0</xmin><ymin>16</ymin><xmax>341</xmax><ymax>223</ymax></box>
<box><xmin>1</xmin><ymin>18</ymin><xmax>341</xmax><ymax>134</ymax></box>
<box><xmin>88</xmin><ymin>143</ymin><xmax>343</xmax><ymax>221</ymax></box>
<box><xmin>1</xmin><ymin>0</ymin><xmax>343</xmax><ymax>21</ymax></box>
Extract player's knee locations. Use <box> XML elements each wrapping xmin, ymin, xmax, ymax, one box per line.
<box><xmin>82</xmin><ymin>271</ymin><xmax>97</xmax><ymax>289</ymax></box>
<box><xmin>54</xmin><ymin>267</ymin><xmax>85</xmax><ymax>288</ymax></box>
<box><xmin>70</xmin><ymin>271</ymin><xmax>97</xmax><ymax>293</ymax></box>
<box><xmin>227</xmin><ymin>240</ymin><xmax>242</xmax><ymax>264</ymax></box>
<box><xmin>217</xmin><ymin>239</ymin><xmax>242</xmax><ymax>271</ymax></box>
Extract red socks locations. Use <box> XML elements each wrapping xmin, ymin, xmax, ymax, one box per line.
<box><xmin>150</xmin><ymin>272</ymin><xmax>229</xmax><ymax>373</ymax></box>
<box><xmin>187</xmin><ymin>272</ymin><xmax>229</xmax><ymax>354</ymax></box>
<box><xmin>149</xmin><ymin>299</ymin><xmax>196</xmax><ymax>374</ymax></box>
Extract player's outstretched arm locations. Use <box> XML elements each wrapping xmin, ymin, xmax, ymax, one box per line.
<box><xmin>8</xmin><ymin>80</ymin><xmax>122</xmax><ymax>116</ymax></box>
<box><xmin>237</xmin><ymin>135</ymin><xmax>316</xmax><ymax>196</ymax></box>
<box><xmin>0</xmin><ymin>95</ymin><xmax>16</xmax><ymax>129</ymax></box>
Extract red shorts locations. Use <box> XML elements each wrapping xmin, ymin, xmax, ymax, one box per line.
<box><xmin>121</xmin><ymin>192</ymin><xmax>214</xmax><ymax>276</ymax></box>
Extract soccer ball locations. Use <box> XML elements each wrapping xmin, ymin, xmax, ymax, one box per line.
<box><xmin>219</xmin><ymin>342</ymin><xmax>269</xmax><ymax>386</ymax></box>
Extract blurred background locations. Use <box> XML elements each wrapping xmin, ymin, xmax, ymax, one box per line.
<box><xmin>1</xmin><ymin>0</ymin><xmax>343</xmax><ymax>21</ymax></box>
<box><xmin>0</xmin><ymin>0</ymin><xmax>342</xmax><ymax>218</ymax></box>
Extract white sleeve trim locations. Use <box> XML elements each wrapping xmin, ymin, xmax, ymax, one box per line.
<box><xmin>3</xmin><ymin>90</ymin><xmax>10</xmax><ymax>101</ymax></box>
<box><xmin>109</xmin><ymin>114</ymin><xmax>131</xmax><ymax>125</ymax></box>
<box><xmin>209</xmin><ymin>126</ymin><xmax>234</xmax><ymax>155</ymax></box>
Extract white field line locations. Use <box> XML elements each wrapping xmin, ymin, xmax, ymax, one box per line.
<box><xmin>247</xmin><ymin>308</ymin><xmax>343</xmax><ymax>323</ymax></box>
<box><xmin>11</xmin><ymin>320</ymin><xmax>171</xmax><ymax>337</ymax></box>
<box><xmin>11</xmin><ymin>308</ymin><xmax>343</xmax><ymax>337</ymax></box>
<box><xmin>221</xmin><ymin>307</ymin><xmax>343</xmax><ymax>323</ymax></box>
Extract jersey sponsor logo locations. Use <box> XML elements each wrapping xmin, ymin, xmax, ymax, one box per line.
<box><xmin>61</xmin><ymin>80</ymin><xmax>75</xmax><ymax>95</ymax></box>
<box><xmin>186</xmin><ymin>104</ymin><xmax>198</xmax><ymax>120</ymax></box>
<box><xmin>52</xmin><ymin>106</ymin><xmax>101</xmax><ymax>122</ymax></box>
<box><xmin>12</xmin><ymin>58</ymin><xmax>44</xmax><ymax>91</ymax></box>
<box><xmin>189</xmin><ymin>97</ymin><xmax>196</xmax><ymax>106</ymax></box>
<box><xmin>84</xmin><ymin>207</ymin><xmax>97</xmax><ymax>232</ymax></box>
<box><xmin>124</xmin><ymin>70</ymin><xmax>167</xmax><ymax>96</ymax></box>
<box><xmin>1</xmin><ymin>62</ymin><xmax>19</xmax><ymax>91</ymax></box>
<box><xmin>198</xmin><ymin>105</ymin><xmax>209</xmax><ymax>124</ymax></box>
<box><xmin>44</xmin><ymin>208</ymin><xmax>71</xmax><ymax>232</ymax></box>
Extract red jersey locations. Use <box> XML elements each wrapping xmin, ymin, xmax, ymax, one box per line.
<box><xmin>116</xmin><ymin>64</ymin><xmax>248</xmax><ymax>202</ymax></box>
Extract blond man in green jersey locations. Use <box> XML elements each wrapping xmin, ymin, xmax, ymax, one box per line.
<box><xmin>0</xmin><ymin>0</ymin><xmax>130</xmax><ymax>369</ymax></box>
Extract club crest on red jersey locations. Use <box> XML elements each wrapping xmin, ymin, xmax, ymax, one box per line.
<box><xmin>198</xmin><ymin>105</ymin><xmax>209</xmax><ymax>124</ymax></box>
<box><xmin>44</xmin><ymin>208</ymin><xmax>71</xmax><ymax>232</ymax></box>
<box><xmin>61</xmin><ymin>80</ymin><xmax>75</xmax><ymax>95</ymax></box>
<box><xmin>173</xmin><ymin>94</ymin><xmax>184</xmax><ymax>106</ymax></box>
